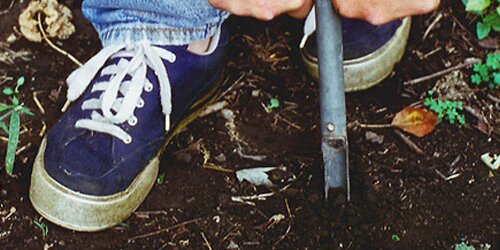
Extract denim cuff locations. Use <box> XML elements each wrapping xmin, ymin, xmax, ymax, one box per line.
<box><xmin>94</xmin><ymin>13</ymin><xmax>230</xmax><ymax>46</ymax></box>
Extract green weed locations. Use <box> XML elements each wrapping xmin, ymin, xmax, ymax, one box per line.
<box><xmin>471</xmin><ymin>53</ymin><xmax>500</xmax><ymax>88</ymax></box>
<box><xmin>266</xmin><ymin>98</ymin><xmax>280</xmax><ymax>111</ymax></box>
<box><xmin>462</xmin><ymin>0</ymin><xmax>500</xmax><ymax>39</ymax></box>
<box><xmin>157</xmin><ymin>172</ymin><xmax>165</xmax><ymax>184</ymax></box>
<box><xmin>424</xmin><ymin>91</ymin><xmax>466</xmax><ymax>125</ymax></box>
<box><xmin>33</xmin><ymin>220</ymin><xmax>49</xmax><ymax>239</ymax></box>
<box><xmin>454</xmin><ymin>241</ymin><xmax>491</xmax><ymax>250</ymax></box>
<box><xmin>1</xmin><ymin>76</ymin><xmax>34</xmax><ymax>175</ymax></box>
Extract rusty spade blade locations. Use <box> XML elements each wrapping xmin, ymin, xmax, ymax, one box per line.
<box><xmin>315</xmin><ymin>0</ymin><xmax>350</xmax><ymax>201</ymax></box>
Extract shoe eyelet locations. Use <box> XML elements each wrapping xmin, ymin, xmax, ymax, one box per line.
<box><xmin>144</xmin><ymin>84</ymin><xmax>153</xmax><ymax>92</ymax></box>
<box><xmin>137</xmin><ymin>99</ymin><xmax>145</xmax><ymax>108</ymax></box>
<box><xmin>123</xmin><ymin>136</ymin><xmax>132</xmax><ymax>144</ymax></box>
<box><xmin>128</xmin><ymin>116</ymin><xmax>138</xmax><ymax>126</ymax></box>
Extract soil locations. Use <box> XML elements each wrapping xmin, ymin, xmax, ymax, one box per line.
<box><xmin>0</xmin><ymin>0</ymin><xmax>499</xmax><ymax>249</ymax></box>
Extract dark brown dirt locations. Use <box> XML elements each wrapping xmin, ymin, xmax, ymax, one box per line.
<box><xmin>0</xmin><ymin>0</ymin><xmax>499</xmax><ymax>249</ymax></box>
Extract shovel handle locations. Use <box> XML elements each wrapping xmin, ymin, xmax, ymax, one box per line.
<box><xmin>316</xmin><ymin>0</ymin><xmax>345</xmax><ymax>136</ymax></box>
<box><xmin>315</xmin><ymin>0</ymin><xmax>350</xmax><ymax>201</ymax></box>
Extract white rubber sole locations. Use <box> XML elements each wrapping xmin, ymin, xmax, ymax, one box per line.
<box><xmin>301</xmin><ymin>17</ymin><xmax>411</xmax><ymax>92</ymax></box>
<box><xmin>29</xmin><ymin>138</ymin><xmax>159</xmax><ymax>232</ymax></box>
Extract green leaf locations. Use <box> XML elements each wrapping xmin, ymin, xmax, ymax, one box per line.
<box><xmin>5</xmin><ymin>111</ymin><xmax>20</xmax><ymax>176</ymax></box>
<box><xmin>3</xmin><ymin>88</ymin><xmax>13</xmax><ymax>96</ymax></box>
<box><xmin>466</xmin><ymin>0</ymin><xmax>491</xmax><ymax>13</ymax></box>
<box><xmin>477</xmin><ymin>21</ymin><xmax>492</xmax><ymax>39</ymax></box>
<box><xmin>12</xmin><ymin>96</ymin><xmax>19</xmax><ymax>106</ymax></box>
<box><xmin>471</xmin><ymin>74</ymin><xmax>482</xmax><ymax>84</ymax></box>
<box><xmin>19</xmin><ymin>107</ymin><xmax>34</xmax><ymax>116</ymax></box>
<box><xmin>33</xmin><ymin>220</ymin><xmax>49</xmax><ymax>239</ymax></box>
<box><xmin>14</xmin><ymin>76</ymin><xmax>25</xmax><ymax>93</ymax></box>
<box><xmin>483</xmin><ymin>12</ymin><xmax>500</xmax><ymax>32</ymax></box>
<box><xmin>494</xmin><ymin>72</ymin><xmax>500</xmax><ymax>85</ymax></box>
<box><xmin>486</xmin><ymin>53</ymin><xmax>500</xmax><ymax>69</ymax></box>
<box><xmin>0</xmin><ymin>104</ymin><xmax>14</xmax><ymax>113</ymax></box>
<box><xmin>266</xmin><ymin>98</ymin><xmax>280</xmax><ymax>110</ymax></box>
<box><xmin>0</xmin><ymin>121</ymin><xmax>8</xmax><ymax>134</ymax></box>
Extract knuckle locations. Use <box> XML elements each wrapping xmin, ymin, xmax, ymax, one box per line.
<box><xmin>208</xmin><ymin>0</ymin><xmax>222</xmax><ymax>8</ymax></box>
<box><xmin>423</xmin><ymin>0</ymin><xmax>441</xmax><ymax>12</ymax></box>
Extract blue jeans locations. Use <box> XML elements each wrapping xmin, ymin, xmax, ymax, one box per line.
<box><xmin>82</xmin><ymin>0</ymin><xmax>230</xmax><ymax>46</ymax></box>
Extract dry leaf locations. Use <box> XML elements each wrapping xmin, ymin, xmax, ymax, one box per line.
<box><xmin>391</xmin><ymin>107</ymin><xmax>437</xmax><ymax>137</ymax></box>
<box><xmin>19</xmin><ymin>0</ymin><xmax>75</xmax><ymax>42</ymax></box>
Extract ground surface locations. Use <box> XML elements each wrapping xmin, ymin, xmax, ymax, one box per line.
<box><xmin>0</xmin><ymin>0</ymin><xmax>499</xmax><ymax>249</ymax></box>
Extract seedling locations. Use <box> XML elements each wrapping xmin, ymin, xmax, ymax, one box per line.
<box><xmin>266</xmin><ymin>98</ymin><xmax>280</xmax><ymax>111</ymax></box>
<box><xmin>391</xmin><ymin>234</ymin><xmax>401</xmax><ymax>241</ymax></box>
<box><xmin>33</xmin><ymin>220</ymin><xmax>49</xmax><ymax>239</ymax></box>
<box><xmin>461</xmin><ymin>0</ymin><xmax>500</xmax><ymax>39</ymax></box>
<box><xmin>157</xmin><ymin>172</ymin><xmax>165</xmax><ymax>184</ymax></box>
<box><xmin>424</xmin><ymin>91</ymin><xmax>466</xmax><ymax>125</ymax></box>
<box><xmin>471</xmin><ymin>53</ymin><xmax>500</xmax><ymax>88</ymax></box>
<box><xmin>1</xmin><ymin>76</ymin><xmax>34</xmax><ymax>175</ymax></box>
<box><xmin>454</xmin><ymin>241</ymin><xmax>491</xmax><ymax>250</ymax></box>
<box><xmin>118</xmin><ymin>222</ymin><xmax>130</xmax><ymax>228</ymax></box>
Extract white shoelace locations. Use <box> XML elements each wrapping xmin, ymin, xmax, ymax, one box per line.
<box><xmin>64</xmin><ymin>44</ymin><xmax>176</xmax><ymax>144</ymax></box>
<box><xmin>300</xmin><ymin>6</ymin><xmax>316</xmax><ymax>49</ymax></box>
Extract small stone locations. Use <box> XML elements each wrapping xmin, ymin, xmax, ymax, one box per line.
<box><xmin>365</xmin><ymin>131</ymin><xmax>384</xmax><ymax>144</ymax></box>
<box><xmin>227</xmin><ymin>240</ymin><xmax>239</xmax><ymax>250</ymax></box>
<box><xmin>6</xmin><ymin>34</ymin><xmax>17</xmax><ymax>44</ymax></box>
<box><xmin>215</xmin><ymin>153</ymin><xmax>226</xmax><ymax>162</ymax></box>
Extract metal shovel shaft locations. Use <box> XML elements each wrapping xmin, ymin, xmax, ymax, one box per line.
<box><xmin>315</xmin><ymin>0</ymin><xmax>350</xmax><ymax>201</ymax></box>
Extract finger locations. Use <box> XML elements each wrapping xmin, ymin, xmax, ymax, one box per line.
<box><xmin>287</xmin><ymin>0</ymin><xmax>313</xmax><ymax>19</ymax></box>
<box><xmin>209</xmin><ymin>0</ymin><xmax>309</xmax><ymax>20</ymax></box>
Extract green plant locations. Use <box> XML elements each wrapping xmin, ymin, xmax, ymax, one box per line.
<box><xmin>1</xmin><ymin>76</ymin><xmax>34</xmax><ymax>175</ymax></box>
<box><xmin>33</xmin><ymin>220</ymin><xmax>49</xmax><ymax>239</ymax></box>
<box><xmin>266</xmin><ymin>98</ymin><xmax>280</xmax><ymax>111</ymax></box>
<box><xmin>454</xmin><ymin>241</ymin><xmax>491</xmax><ymax>250</ymax></box>
<box><xmin>424</xmin><ymin>91</ymin><xmax>466</xmax><ymax>125</ymax></box>
<box><xmin>471</xmin><ymin>53</ymin><xmax>500</xmax><ymax>88</ymax></box>
<box><xmin>462</xmin><ymin>0</ymin><xmax>500</xmax><ymax>39</ymax></box>
<box><xmin>157</xmin><ymin>172</ymin><xmax>165</xmax><ymax>184</ymax></box>
<box><xmin>391</xmin><ymin>234</ymin><xmax>400</xmax><ymax>241</ymax></box>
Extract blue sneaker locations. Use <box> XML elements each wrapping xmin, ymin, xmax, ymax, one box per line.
<box><xmin>29</xmin><ymin>29</ymin><xmax>227</xmax><ymax>231</ymax></box>
<box><xmin>301</xmin><ymin>17</ymin><xmax>411</xmax><ymax>91</ymax></box>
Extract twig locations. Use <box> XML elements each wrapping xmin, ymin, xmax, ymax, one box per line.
<box><xmin>202</xmin><ymin>163</ymin><xmax>235</xmax><ymax>173</ymax></box>
<box><xmin>274</xmin><ymin>113</ymin><xmax>302</xmax><ymax>130</ymax></box>
<box><xmin>217</xmin><ymin>73</ymin><xmax>246</xmax><ymax>100</ymax></box>
<box><xmin>423</xmin><ymin>13</ymin><xmax>443</xmax><ymax>40</ymax></box>
<box><xmin>235</xmin><ymin>143</ymin><xmax>266</xmax><ymax>161</ymax></box>
<box><xmin>199</xmin><ymin>101</ymin><xmax>228</xmax><ymax>117</ymax></box>
<box><xmin>37</xmin><ymin>13</ymin><xmax>82</xmax><ymax>67</ymax></box>
<box><xmin>404</xmin><ymin>58</ymin><xmax>481</xmax><ymax>85</ymax></box>
<box><xmin>273</xmin><ymin>199</ymin><xmax>293</xmax><ymax>247</ymax></box>
<box><xmin>394</xmin><ymin>130</ymin><xmax>425</xmax><ymax>155</ymax></box>
<box><xmin>134</xmin><ymin>210</ymin><xmax>168</xmax><ymax>218</ymax></box>
<box><xmin>15</xmin><ymin>142</ymin><xmax>31</xmax><ymax>155</ymax></box>
<box><xmin>358</xmin><ymin>123</ymin><xmax>393</xmax><ymax>129</ymax></box>
<box><xmin>128</xmin><ymin>218</ymin><xmax>201</xmax><ymax>242</ymax></box>
<box><xmin>200</xmin><ymin>232</ymin><xmax>213</xmax><ymax>250</ymax></box>
<box><xmin>0</xmin><ymin>0</ymin><xmax>15</xmax><ymax>16</ymax></box>
<box><xmin>33</xmin><ymin>92</ymin><xmax>46</xmax><ymax>114</ymax></box>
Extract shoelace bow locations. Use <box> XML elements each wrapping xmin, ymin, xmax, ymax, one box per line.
<box><xmin>64</xmin><ymin>44</ymin><xmax>176</xmax><ymax>144</ymax></box>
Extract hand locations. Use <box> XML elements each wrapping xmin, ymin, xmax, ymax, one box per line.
<box><xmin>208</xmin><ymin>0</ymin><xmax>313</xmax><ymax>21</ymax></box>
<box><xmin>208</xmin><ymin>0</ymin><xmax>440</xmax><ymax>24</ymax></box>
<box><xmin>332</xmin><ymin>0</ymin><xmax>441</xmax><ymax>25</ymax></box>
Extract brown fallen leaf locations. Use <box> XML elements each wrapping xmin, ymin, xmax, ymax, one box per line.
<box><xmin>391</xmin><ymin>107</ymin><xmax>437</xmax><ymax>137</ymax></box>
